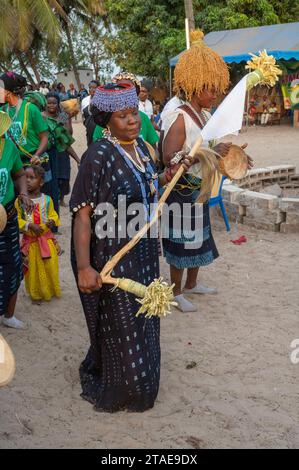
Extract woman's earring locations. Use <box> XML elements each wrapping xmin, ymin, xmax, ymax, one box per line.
<box><xmin>103</xmin><ymin>126</ymin><xmax>112</xmax><ymax>139</ymax></box>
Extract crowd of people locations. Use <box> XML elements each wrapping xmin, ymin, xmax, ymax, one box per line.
<box><xmin>0</xmin><ymin>31</ymin><xmax>253</xmax><ymax>411</ymax></box>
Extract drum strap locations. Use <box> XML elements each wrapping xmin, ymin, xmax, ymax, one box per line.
<box><xmin>178</xmin><ymin>105</ymin><xmax>204</xmax><ymax>130</ymax></box>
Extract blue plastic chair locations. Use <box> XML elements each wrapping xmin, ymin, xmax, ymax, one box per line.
<box><xmin>209</xmin><ymin>175</ymin><xmax>231</xmax><ymax>232</ymax></box>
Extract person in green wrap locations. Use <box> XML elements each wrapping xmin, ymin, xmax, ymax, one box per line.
<box><xmin>0</xmin><ymin>72</ymin><xmax>48</xmax><ymax>167</ymax></box>
<box><xmin>43</xmin><ymin>92</ymin><xmax>80</xmax><ymax>208</ymax></box>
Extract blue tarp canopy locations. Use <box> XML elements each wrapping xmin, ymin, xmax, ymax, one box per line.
<box><xmin>169</xmin><ymin>22</ymin><xmax>299</xmax><ymax>66</ymax></box>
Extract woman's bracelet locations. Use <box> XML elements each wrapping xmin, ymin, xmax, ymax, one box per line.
<box><xmin>170</xmin><ymin>150</ymin><xmax>185</xmax><ymax>165</ymax></box>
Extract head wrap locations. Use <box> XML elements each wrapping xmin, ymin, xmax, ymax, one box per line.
<box><xmin>0</xmin><ymin>71</ymin><xmax>27</xmax><ymax>94</ymax></box>
<box><xmin>174</xmin><ymin>30</ymin><xmax>229</xmax><ymax>101</ymax></box>
<box><xmin>91</xmin><ymin>82</ymin><xmax>139</xmax><ymax>128</ymax></box>
<box><xmin>112</xmin><ymin>72</ymin><xmax>141</xmax><ymax>95</ymax></box>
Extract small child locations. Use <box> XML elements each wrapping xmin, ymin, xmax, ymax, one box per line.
<box><xmin>15</xmin><ymin>165</ymin><xmax>61</xmax><ymax>301</ymax></box>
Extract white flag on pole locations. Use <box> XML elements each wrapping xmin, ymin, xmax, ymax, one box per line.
<box><xmin>201</xmin><ymin>75</ymin><xmax>248</xmax><ymax>142</ymax></box>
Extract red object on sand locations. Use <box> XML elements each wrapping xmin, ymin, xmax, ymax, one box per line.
<box><xmin>230</xmin><ymin>236</ymin><xmax>247</xmax><ymax>245</ymax></box>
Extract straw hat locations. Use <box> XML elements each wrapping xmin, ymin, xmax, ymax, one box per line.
<box><xmin>60</xmin><ymin>98</ymin><xmax>80</xmax><ymax>117</ymax></box>
<box><xmin>0</xmin><ymin>333</ymin><xmax>16</xmax><ymax>387</ymax></box>
<box><xmin>0</xmin><ymin>110</ymin><xmax>12</xmax><ymax>137</ymax></box>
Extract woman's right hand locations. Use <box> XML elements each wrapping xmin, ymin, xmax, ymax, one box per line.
<box><xmin>78</xmin><ymin>266</ymin><xmax>102</xmax><ymax>294</ymax></box>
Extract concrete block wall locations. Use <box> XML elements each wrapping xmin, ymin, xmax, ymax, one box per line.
<box><xmin>220</xmin><ymin>166</ymin><xmax>299</xmax><ymax>233</ymax></box>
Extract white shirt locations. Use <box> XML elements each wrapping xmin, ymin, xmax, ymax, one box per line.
<box><xmin>138</xmin><ymin>99</ymin><xmax>153</xmax><ymax>120</ymax></box>
<box><xmin>163</xmin><ymin>108</ymin><xmax>212</xmax><ymax>178</ymax></box>
<box><xmin>160</xmin><ymin>95</ymin><xmax>184</xmax><ymax>130</ymax></box>
<box><xmin>39</xmin><ymin>87</ymin><xmax>49</xmax><ymax>96</ymax></box>
<box><xmin>81</xmin><ymin>95</ymin><xmax>91</xmax><ymax>112</ymax></box>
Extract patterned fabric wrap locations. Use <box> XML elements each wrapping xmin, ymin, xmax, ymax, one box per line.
<box><xmin>91</xmin><ymin>83</ymin><xmax>139</xmax><ymax>112</ymax></box>
<box><xmin>0</xmin><ymin>201</ymin><xmax>23</xmax><ymax>315</ymax></box>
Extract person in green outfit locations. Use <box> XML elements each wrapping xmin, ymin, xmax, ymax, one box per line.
<box><xmin>0</xmin><ymin>111</ymin><xmax>34</xmax><ymax>329</ymax></box>
<box><xmin>92</xmin><ymin>72</ymin><xmax>159</xmax><ymax>151</ymax></box>
<box><xmin>0</xmin><ymin>72</ymin><xmax>48</xmax><ymax>168</ymax></box>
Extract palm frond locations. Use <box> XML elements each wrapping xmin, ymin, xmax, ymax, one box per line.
<box><xmin>47</xmin><ymin>0</ymin><xmax>69</xmax><ymax>22</ymax></box>
<box><xmin>0</xmin><ymin>1</ymin><xmax>17</xmax><ymax>56</ymax></box>
<box><xmin>13</xmin><ymin>0</ymin><xmax>34</xmax><ymax>51</ymax></box>
<box><xmin>27</xmin><ymin>0</ymin><xmax>62</xmax><ymax>45</ymax></box>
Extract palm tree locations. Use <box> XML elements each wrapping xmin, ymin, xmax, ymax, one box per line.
<box><xmin>0</xmin><ymin>0</ymin><xmax>64</xmax><ymax>82</ymax></box>
<box><xmin>0</xmin><ymin>0</ymin><xmax>106</xmax><ymax>86</ymax></box>
<box><xmin>58</xmin><ymin>0</ymin><xmax>106</xmax><ymax>89</ymax></box>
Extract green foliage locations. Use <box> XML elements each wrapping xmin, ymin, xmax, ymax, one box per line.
<box><xmin>105</xmin><ymin>0</ymin><xmax>299</xmax><ymax>81</ymax></box>
<box><xmin>194</xmin><ymin>0</ymin><xmax>299</xmax><ymax>32</ymax></box>
<box><xmin>105</xmin><ymin>0</ymin><xmax>186</xmax><ymax>80</ymax></box>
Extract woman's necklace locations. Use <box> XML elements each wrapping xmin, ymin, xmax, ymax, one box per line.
<box><xmin>103</xmin><ymin>129</ymin><xmax>158</xmax><ymax>219</ymax></box>
<box><xmin>186</xmin><ymin>102</ymin><xmax>208</xmax><ymax>128</ymax></box>
<box><xmin>122</xmin><ymin>145</ymin><xmax>145</xmax><ymax>173</ymax></box>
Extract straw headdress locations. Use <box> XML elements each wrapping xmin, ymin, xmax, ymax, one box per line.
<box><xmin>174</xmin><ymin>30</ymin><xmax>230</xmax><ymax>100</ymax></box>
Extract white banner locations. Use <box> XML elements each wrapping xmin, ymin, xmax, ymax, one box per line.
<box><xmin>201</xmin><ymin>75</ymin><xmax>247</xmax><ymax>141</ymax></box>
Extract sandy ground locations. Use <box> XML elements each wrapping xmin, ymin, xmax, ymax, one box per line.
<box><xmin>1</xmin><ymin>122</ymin><xmax>299</xmax><ymax>449</ymax></box>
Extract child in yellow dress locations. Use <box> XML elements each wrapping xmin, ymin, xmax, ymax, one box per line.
<box><xmin>15</xmin><ymin>165</ymin><xmax>61</xmax><ymax>301</ymax></box>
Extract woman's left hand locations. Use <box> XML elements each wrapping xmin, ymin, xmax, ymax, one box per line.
<box><xmin>19</xmin><ymin>194</ymin><xmax>35</xmax><ymax>214</ymax></box>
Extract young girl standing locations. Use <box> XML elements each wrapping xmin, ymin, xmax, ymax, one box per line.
<box><xmin>15</xmin><ymin>165</ymin><xmax>61</xmax><ymax>301</ymax></box>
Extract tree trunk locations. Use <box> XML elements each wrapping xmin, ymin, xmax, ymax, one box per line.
<box><xmin>15</xmin><ymin>52</ymin><xmax>35</xmax><ymax>85</ymax></box>
<box><xmin>184</xmin><ymin>0</ymin><xmax>195</xmax><ymax>31</ymax></box>
<box><xmin>65</xmin><ymin>22</ymin><xmax>81</xmax><ymax>90</ymax></box>
<box><xmin>25</xmin><ymin>51</ymin><xmax>41</xmax><ymax>84</ymax></box>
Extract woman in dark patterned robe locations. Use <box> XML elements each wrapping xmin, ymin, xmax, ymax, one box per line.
<box><xmin>70</xmin><ymin>83</ymin><xmax>192</xmax><ymax>412</ymax></box>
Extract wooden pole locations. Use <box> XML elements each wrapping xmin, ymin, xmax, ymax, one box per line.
<box><xmin>184</xmin><ymin>0</ymin><xmax>195</xmax><ymax>32</ymax></box>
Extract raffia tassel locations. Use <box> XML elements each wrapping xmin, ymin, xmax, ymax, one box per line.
<box><xmin>245</xmin><ymin>50</ymin><xmax>282</xmax><ymax>87</ymax></box>
<box><xmin>110</xmin><ymin>277</ymin><xmax>177</xmax><ymax>318</ymax></box>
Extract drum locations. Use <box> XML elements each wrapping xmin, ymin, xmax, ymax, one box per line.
<box><xmin>0</xmin><ymin>204</ymin><xmax>7</xmax><ymax>234</ymax></box>
<box><xmin>0</xmin><ymin>334</ymin><xmax>16</xmax><ymax>387</ymax></box>
<box><xmin>218</xmin><ymin>144</ymin><xmax>248</xmax><ymax>180</ymax></box>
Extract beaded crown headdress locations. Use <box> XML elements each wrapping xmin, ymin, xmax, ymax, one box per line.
<box><xmin>91</xmin><ymin>83</ymin><xmax>139</xmax><ymax>112</ymax></box>
<box><xmin>112</xmin><ymin>72</ymin><xmax>141</xmax><ymax>89</ymax></box>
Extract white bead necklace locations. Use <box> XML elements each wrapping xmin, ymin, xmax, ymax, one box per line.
<box><xmin>186</xmin><ymin>102</ymin><xmax>208</xmax><ymax>128</ymax></box>
<box><xmin>122</xmin><ymin>145</ymin><xmax>145</xmax><ymax>173</ymax></box>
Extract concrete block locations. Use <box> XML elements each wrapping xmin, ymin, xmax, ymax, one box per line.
<box><xmin>265</xmin><ymin>165</ymin><xmax>296</xmax><ymax>174</ymax></box>
<box><xmin>222</xmin><ymin>185</ymin><xmax>244</xmax><ymax>202</ymax></box>
<box><xmin>261</xmin><ymin>184</ymin><xmax>282</xmax><ymax>197</ymax></box>
<box><xmin>279</xmin><ymin>198</ymin><xmax>299</xmax><ymax>212</ymax></box>
<box><xmin>280</xmin><ymin>222</ymin><xmax>299</xmax><ymax>234</ymax></box>
<box><xmin>239</xmin><ymin>205</ymin><xmax>247</xmax><ymax>216</ymax></box>
<box><xmin>286</xmin><ymin>211</ymin><xmax>299</xmax><ymax>225</ymax></box>
<box><xmin>238</xmin><ymin>190</ymin><xmax>279</xmax><ymax>210</ymax></box>
<box><xmin>289</xmin><ymin>175</ymin><xmax>299</xmax><ymax>182</ymax></box>
<box><xmin>242</xmin><ymin>216</ymin><xmax>279</xmax><ymax>232</ymax></box>
<box><xmin>245</xmin><ymin>207</ymin><xmax>285</xmax><ymax>224</ymax></box>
